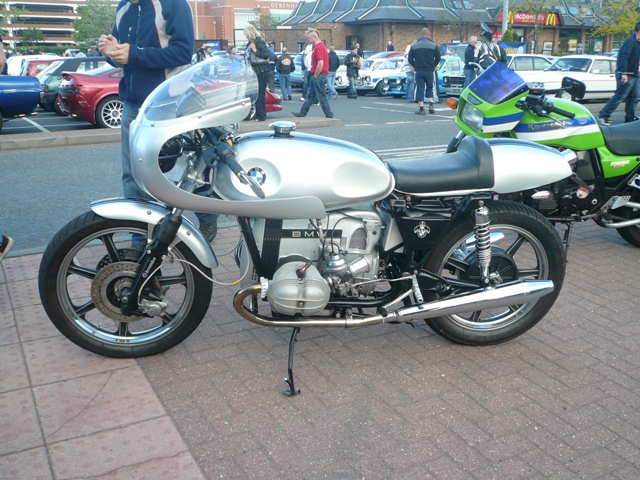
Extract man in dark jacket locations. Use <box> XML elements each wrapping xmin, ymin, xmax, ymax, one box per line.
<box><xmin>276</xmin><ymin>47</ymin><xmax>295</xmax><ymax>100</ymax></box>
<box><xmin>327</xmin><ymin>45</ymin><xmax>340</xmax><ymax>99</ymax></box>
<box><xmin>463</xmin><ymin>36</ymin><xmax>477</xmax><ymax>89</ymax></box>
<box><xmin>98</xmin><ymin>0</ymin><xmax>193</xmax><ymax>201</ymax></box>
<box><xmin>344</xmin><ymin>44</ymin><xmax>361</xmax><ymax>99</ymax></box>
<box><xmin>408</xmin><ymin>27</ymin><xmax>441</xmax><ymax>115</ymax></box>
<box><xmin>599</xmin><ymin>22</ymin><xmax>640</xmax><ymax>125</ymax></box>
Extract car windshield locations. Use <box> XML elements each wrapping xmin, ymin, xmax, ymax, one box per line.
<box><xmin>468</xmin><ymin>61</ymin><xmax>529</xmax><ymax>105</ymax></box>
<box><xmin>361</xmin><ymin>59</ymin><xmax>375</xmax><ymax>70</ymax></box>
<box><xmin>140</xmin><ymin>55</ymin><xmax>257</xmax><ymax>122</ymax></box>
<box><xmin>546</xmin><ymin>58</ymin><xmax>590</xmax><ymax>72</ymax></box>
<box><xmin>36</xmin><ymin>60</ymin><xmax>62</xmax><ymax>79</ymax></box>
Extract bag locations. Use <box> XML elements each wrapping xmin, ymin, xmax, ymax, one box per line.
<box><xmin>249</xmin><ymin>48</ymin><xmax>269</xmax><ymax>66</ymax></box>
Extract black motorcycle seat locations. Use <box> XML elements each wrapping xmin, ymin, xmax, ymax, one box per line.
<box><xmin>600</xmin><ymin>122</ymin><xmax>640</xmax><ymax>156</ymax></box>
<box><xmin>387</xmin><ymin>136</ymin><xmax>494</xmax><ymax>194</ymax></box>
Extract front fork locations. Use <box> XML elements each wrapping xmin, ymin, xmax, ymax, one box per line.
<box><xmin>120</xmin><ymin>210</ymin><xmax>184</xmax><ymax>315</ymax></box>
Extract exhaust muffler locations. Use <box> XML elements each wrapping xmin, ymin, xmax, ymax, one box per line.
<box><xmin>232</xmin><ymin>280</ymin><xmax>554</xmax><ymax>328</ymax></box>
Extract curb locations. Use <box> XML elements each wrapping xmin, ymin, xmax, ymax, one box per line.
<box><xmin>0</xmin><ymin>117</ymin><xmax>343</xmax><ymax>152</ymax></box>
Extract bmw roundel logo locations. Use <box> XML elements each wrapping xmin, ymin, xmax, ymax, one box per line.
<box><xmin>247</xmin><ymin>167</ymin><xmax>266</xmax><ymax>185</ymax></box>
<box><xmin>413</xmin><ymin>221</ymin><xmax>431</xmax><ymax>238</ymax></box>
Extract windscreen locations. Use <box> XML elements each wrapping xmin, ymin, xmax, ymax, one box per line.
<box><xmin>140</xmin><ymin>55</ymin><xmax>257</xmax><ymax>122</ymax></box>
<box><xmin>468</xmin><ymin>61</ymin><xmax>529</xmax><ymax>105</ymax></box>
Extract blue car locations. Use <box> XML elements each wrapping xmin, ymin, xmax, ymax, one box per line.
<box><xmin>381</xmin><ymin>55</ymin><xmax>464</xmax><ymax>98</ymax></box>
<box><xmin>0</xmin><ymin>75</ymin><xmax>44</xmax><ymax>133</ymax></box>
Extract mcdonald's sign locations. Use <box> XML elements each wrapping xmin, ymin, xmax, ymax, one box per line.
<box><xmin>497</xmin><ymin>12</ymin><xmax>560</xmax><ymax>26</ymax></box>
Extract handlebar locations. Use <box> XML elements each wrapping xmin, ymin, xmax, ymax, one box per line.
<box><xmin>518</xmin><ymin>94</ymin><xmax>575</xmax><ymax>120</ymax></box>
<box><xmin>213</xmin><ymin>139</ymin><xmax>266</xmax><ymax>199</ymax></box>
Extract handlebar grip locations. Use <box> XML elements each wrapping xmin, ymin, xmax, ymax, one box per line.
<box><xmin>550</xmin><ymin>106</ymin><xmax>575</xmax><ymax>120</ymax></box>
<box><xmin>215</xmin><ymin>143</ymin><xmax>243</xmax><ymax>175</ymax></box>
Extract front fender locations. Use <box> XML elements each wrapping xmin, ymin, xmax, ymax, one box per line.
<box><xmin>91</xmin><ymin>198</ymin><xmax>218</xmax><ymax>268</ymax></box>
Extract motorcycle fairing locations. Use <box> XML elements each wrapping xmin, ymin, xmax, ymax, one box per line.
<box><xmin>90</xmin><ymin>198</ymin><xmax>218</xmax><ymax>268</ymax></box>
<box><xmin>482</xmin><ymin>112</ymin><xmax>524</xmax><ymax>133</ymax></box>
<box><xmin>596</xmin><ymin>146</ymin><xmax>640</xmax><ymax>178</ymax></box>
<box><xmin>513</xmin><ymin>114</ymin><xmax>602</xmax><ymax>146</ymax></box>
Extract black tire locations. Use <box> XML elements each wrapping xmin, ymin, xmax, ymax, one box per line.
<box><xmin>375</xmin><ymin>82</ymin><xmax>385</xmax><ymax>96</ymax></box>
<box><xmin>38</xmin><ymin>211</ymin><xmax>213</xmax><ymax>358</ymax></box>
<box><xmin>54</xmin><ymin>95</ymin><xmax>66</xmax><ymax>116</ymax></box>
<box><xmin>423</xmin><ymin>201</ymin><xmax>565</xmax><ymax>345</ymax></box>
<box><xmin>614</xmin><ymin>204</ymin><xmax>640</xmax><ymax>247</ymax></box>
<box><xmin>96</xmin><ymin>96</ymin><xmax>124</xmax><ymax>128</ymax></box>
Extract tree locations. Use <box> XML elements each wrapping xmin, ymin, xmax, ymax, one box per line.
<box><xmin>591</xmin><ymin>0</ymin><xmax>637</xmax><ymax>44</ymax></box>
<box><xmin>249</xmin><ymin>14</ymin><xmax>283</xmax><ymax>31</ymax></box>
<box><xmin>436</xmin><ymin>10</ymin><xmax>482</xmax><ymax>43</ymax></box>
<box><xmin>0</xmin><ymin>3</ymin><xmax>31</xmax><ymax>49</ymax></box>
<box><xmin>73</xmin><ymin>0</ymin><xmax>116</xmax><ymax>49</ymax></box>
<box><xmin>19</xmin><ymin>27</ymin><xmax>45</xmax><ymax>48</ymax></box>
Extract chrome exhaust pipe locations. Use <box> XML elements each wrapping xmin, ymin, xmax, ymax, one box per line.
<box><xmin>232</xmin><ymin>280</ymin><xmax>554</xmax><ymax>329</ymax></box>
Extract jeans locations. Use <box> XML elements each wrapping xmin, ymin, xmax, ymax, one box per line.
<box><xmin>327</xmin><ymin>71</ymin><xmax>338</xmax><ymax>97</ymax></box>
<box><xmin>599</xmin><ymin>73</ymin><xmax>639</xmax><ymax>121</ymax></box>
<box><xmin>414</xmin><ymin>70</ymin><xmax>434</xmax><ymax>103</ymax></box>
<box><xmin>347</xmin><ymin>76</ymin><xmax>357</xmax><ymax>97</ymax></box>
<box><xmin>254</xmin><ymin>69</ymin><xmax>268</xmax><ymax>121</ymax></box>
<box><xmin>279</xmin><ymin>73</ymin><xmax>292</xmax><ymax>99</ymax></box>
<box><xmin>302</xmin><ymin>71</ymin><xmax>312</xmax><ymax>98</ymax></box>
<box><xmin>122</xmin><ymin>101</ymin><xmax>148</xmax><ymax>200</ymax></box>
<box><xmin>405</xmin><ymin>71</ymin><xmax>415</xmax><ymax>102</ymax></box>
<box><xmin>463</xmin><ymin>68</ymin><xmax>476</xmax><ymax>88</ymax></box>
<box><xmin>300</xmin><ymin>74</ymin><xmax>333</xmax><ymax>117</ymax></box>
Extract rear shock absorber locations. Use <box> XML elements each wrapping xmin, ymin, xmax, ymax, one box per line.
<box><xmin>474</xmin><ymin>201</ymin><xmax>492</xmax><ymax>286</ymax></box>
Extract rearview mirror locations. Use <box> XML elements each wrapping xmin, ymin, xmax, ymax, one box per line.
<box><xmin>561</xmin><ymin>77</ymin><xmax>586</xmax><ymax>100</ymax></box>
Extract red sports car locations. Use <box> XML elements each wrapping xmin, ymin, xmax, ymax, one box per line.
<box><xmin>59</xmin><ymin>65</ymin><xmax>123</xmax><ymax>128</ymax></box>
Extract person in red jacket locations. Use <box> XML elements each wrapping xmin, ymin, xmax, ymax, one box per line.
<box><xmin>292</xmin><ymin>29</ymin><xmax>334</xmax><ymax>119</ymax></box>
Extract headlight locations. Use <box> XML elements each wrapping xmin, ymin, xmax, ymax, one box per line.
<box><xmin>383</xmin><ymin>78</ymin><xmax>389</xmax><ymax>84</ymax></box>
<box><xmin>335</xmin><ymin>76</ymin><xmax>342</xmax><ymax>82</ymax></box>
<box><xmin>396</xmin><ymin>78</ymin><xmax>401</xmax><ymax>84</ymax></box>
<box><xmin>533</xmin><ymin>81</ymin><xmax>545</xmax><ymax>88</ymax></box>
<box><xmin>460</xmin><ymin>101</ymin><xmax>483</xmax><ymax>132</ymax></box>
<box><xmin>365</xmin><ymin>75</ymin><xmax>371</xmax><ymax>82</ymax></box>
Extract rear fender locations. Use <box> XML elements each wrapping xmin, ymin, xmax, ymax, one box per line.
<box><xmin>91</xmin><ymin>198</ymin><xmax>218</xmax><ymax>268</ymax></box>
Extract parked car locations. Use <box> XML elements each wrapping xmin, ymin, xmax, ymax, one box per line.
<box><xmin>4</xmin><ymin>54</ymin><xmax>56</xmax><ymax>76</ymax></box>
<box><xmin>21</xmin><ymin>57</ymin><xmax>62</xmax><ymax>76</ymax></box>
<box><xmin>355</xmin><ymin>54</ymin><xmax>404</xmax><ymax>95</ymax></box>
<box><xmin>59</xmin><ymin>64</ymin><xmax>124</xmax><ymax>128</ymax></box>
<box><xmin>442</xmin><ymin>54</ymin><xmax>554</xmax><ymax>96</ymax></box>
<box><xmin>382</xmin><ymin>54</ymin><xmax>464</xmax><ymax>98</ymax></box>
<box><xmin>517</xmin><ymin>55</ymin><xmax>617</xmax><ymax>100</ymax></box>
<box><xmin>0</xmin><ymin>75</ymin><xmax>44</xmax><ymax>133</ymax></box>
<box><xmin>290</xmin><ymin>53</ymin><xmax>306</xmax><ymax>89</ymax></box>
<box><xmin>37</xmin><ymin>56</ymin><xmax>107</xmax><ymax>114</ymax></box>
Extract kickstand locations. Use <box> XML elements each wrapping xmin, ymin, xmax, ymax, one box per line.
<box><xmin>283</xmin><ymin>327</ymin><xmax>301</xmax><ymax>396</ymax></box>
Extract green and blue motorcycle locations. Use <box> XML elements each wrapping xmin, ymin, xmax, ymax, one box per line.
<box><xmin>447</xmin><ymin>61</ymin><xmax>640</xmax><ymax>248</ymax></box>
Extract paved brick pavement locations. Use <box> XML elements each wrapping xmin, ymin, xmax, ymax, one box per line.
<box><xmin>2</xmin><ymin>220</ymin><xmax>640</xmax><ymax>479</ymax></box>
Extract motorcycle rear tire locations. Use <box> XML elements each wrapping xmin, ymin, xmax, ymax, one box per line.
<box><xmin>423</xmin><ymin>201</ymin><xmax>565</xmax><ymax>346</ymax></box>
<box><xmin>614</xmin><ymin>205</ymin><xmax>640</xmax><ymax>247</ymax></box>
<box><xmin>38</xmin><ymin>211</ymin><xmax>213</xmax><ymax>358</ymax></box>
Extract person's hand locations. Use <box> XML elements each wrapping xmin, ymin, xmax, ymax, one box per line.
<box><xmin>98</xmin><ymin>34</ymin><xmax>119</xmax><ymax>56</ymax></box>
<box><xmin>108</xmin><ymin>43</ymin><xmax>131</xmax><ymax>65</ymax></box>
<box><xmin>622</xmin><ymin>74</ymin><xmax>628</xmax><ymax>84</ymax></box>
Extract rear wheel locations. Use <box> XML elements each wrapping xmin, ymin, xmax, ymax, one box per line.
<box><xmin>423</xmin><ymin>201</ymin><xmax>565</xmax><ymax>345</ymax></box>
<box><xmin>54</xmin><ymin>95</ymin><xmax>67</xmax><ymax>115</ymax></box>
<box><xmin>96</xmin><ymin>96</ymin><xmax>124</xmax><ymax>128</ymax></box>
<box><xmin>615</xmin><ymin>204</ymin><xmax>640</xmax><ymax>247</ymax></box>
<box><xmin>38</xmin><ymin>211</ymin><xmax>213</xmax><ymax>357</ymax></box>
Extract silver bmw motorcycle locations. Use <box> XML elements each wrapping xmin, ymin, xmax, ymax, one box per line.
<box><xmin>39</xmin><ymin>57</ymin><xmax>574</xmax><ymax>394</ymax></box>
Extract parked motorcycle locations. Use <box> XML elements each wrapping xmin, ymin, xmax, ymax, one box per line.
<box><xmin>39</xmin><ymin>57</ymin><xmax>571</xmax><ymax>394</ymax></box>
<box><xmin>446</xmin><ymin>60</ymin><xmax>640</xmax><ymax>249</ymax></box>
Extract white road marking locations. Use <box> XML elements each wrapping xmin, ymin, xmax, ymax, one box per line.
<box><xmin>22</xmin><ymin>117</ymin><xmax>50</xmax><ymax>133</ymax></box>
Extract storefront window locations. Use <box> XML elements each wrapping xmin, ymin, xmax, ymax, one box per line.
<box><xmin>558</xmin><ymin>28</ymin><xmax>579</xmax><ymax>54</ymax></box>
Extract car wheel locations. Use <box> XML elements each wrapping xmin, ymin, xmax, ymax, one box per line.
<box><xmin>96</xmin><ymin>96</ymin><xmax>124</xmax><ymax>128</ymax></box>
<box><xmin>54</xmin><ymin>95</ymin><xmax>67</xmax><ymax>116</ymax></box>
<box><xmin>375</xmin><ymin>83</ymin><xmax>385</xmax><ymax>96</ymax></box>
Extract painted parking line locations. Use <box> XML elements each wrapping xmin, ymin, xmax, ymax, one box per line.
<box><xmin>23</xmin><ymin>117</ymin><xmax>51</xmax><ymax>133</ymax></box>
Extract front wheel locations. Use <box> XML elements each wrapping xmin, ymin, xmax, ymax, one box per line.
<box><xmin>614</xmin><ymin>204</ymin><xmax>640</xmax><ymax>247</ymax></box>
<box><xmin>96</xmin><ymin>96</ymin><xmax>123</xmax><ymax>128</ymax></box>
<box><xmin>38</xmin><ymin>211</ymin><xmax>213</xmax><ymax>357</ymax></box>
<box><xmin>423</xmin><ymin>201</ymin><xmax>565</xmax><ymax>345</ymax></box>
